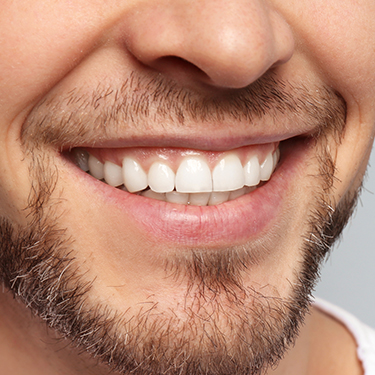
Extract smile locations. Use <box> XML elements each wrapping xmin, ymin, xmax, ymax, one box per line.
<box><xmin>72</xmin><ymin>143</ymin><xmax>280</xmax><ymax>206</ymax></box>
<box><xmin>66</xmin><ymin>138</ymin><xmax>301</xmax><ymax>246</ymax></box>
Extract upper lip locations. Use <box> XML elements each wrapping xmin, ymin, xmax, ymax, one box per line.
<box><xmin>25</xmin><ymin>72</ymin><xmax>340</xmax><ymax>152</ymax></box>
<box><xmin>61</xmin><ymin>118</ymin><xmax>312</xmax><ymax>152</ymax></box>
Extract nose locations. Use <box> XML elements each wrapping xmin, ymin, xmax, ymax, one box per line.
<box><xmin>122</xmin><ymin>0</ymin><xmax>295</xmax><ymax>89</ymax></box>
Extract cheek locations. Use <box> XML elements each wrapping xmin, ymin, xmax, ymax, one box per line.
<box><xmin>277</xmin><ymin>0</ymin><xmax>375</xmax><ymax>102</ymax></box>
<box><xmin>0</xmin><ymin>119</ymin><xmax>32</xmax><ymax>223</ymax></box>
<box><xmin>0</xmin><ymin>1</ymin><xmax>119</xmax><ymax>123</ymax></box>
<box><xmin>285</xmin><ymin>1</ymin><xmax>375</xmax><ymax>204</ymax></box>
<box><xmin>332</xmin><ymin>109</ymin><xmax>375</xmax><ymax>205</ymax></box>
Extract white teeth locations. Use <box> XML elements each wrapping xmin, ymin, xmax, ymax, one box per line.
<box><xmin>208</xmin><ymin>191</ymin><xmax>230</xmax><ymax>206</ymax></box>
<box><xmin>259</xmin><ymin>152</ymin><xmax>274</xmax><ymax>181</ymax></box>
<box><xmin>73</xmin><ymin>149</ymin><xmax>89</xmax><ymax>171</ymax></box>
<box><xmin>148</xmin><ymin>161</ymin><xmax>175</xmax><ymax>193</ymax></box>
<box><xmin>122</xmin><ymin>157</ymin><xmax>148</xmax><ymax>193</ymax></box>
<box><xmin>212</xmin><ymin>154</ymin><xmax>245</xmax><ymax>192</ymax></box>
<box><xmin>189</xmin><ymin>193</ymin><xmax>211</xmax><ymax>206</ymax></box>
<box><xmin>88</xmin><ymin>155</ymin><xmax>104</xmax><ymax>180</ymax></box>
<box><xmin>175</xmin><ymin>157</ymin><xmax>212</xmax><ymax>193</ymax></box>
<box><xmin>141</xmin><ymin>190</ymin><xmax>166</xmax><ymax>201</ymax></box>
<box><xmin>166</xmin><ymin>191</ymin><xmax>190</xmax><ymax>205</ymax></box>
<box><xmin>243</xmin><ymin>156</ymin><xmax>260</xmax><ymax>187</ymax></box>
<box><xmin>83</xmin><ymin>146</ymin><xmax>281</xmax><ymax>205</ymax></box>
<box><xmin>229</xmin><ymin>187</ymin><xmax>248</xmax><ymax>201</ymax></box>
<box><xmin>104</xmin><ymin>161</ymin><xmax>123</xmax><ymax>187</ymax></box>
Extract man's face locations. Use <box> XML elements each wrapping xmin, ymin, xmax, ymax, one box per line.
<box><xmin>0</xmin><ymin>1</ymin><xmax>374</xmax><ymax>374</ymax></box>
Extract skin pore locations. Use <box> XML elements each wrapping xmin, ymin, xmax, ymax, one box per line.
<box><xmin>0</xmin><ymin>0</ymin><xmax>374</xmax><ymax>374</ymax></box>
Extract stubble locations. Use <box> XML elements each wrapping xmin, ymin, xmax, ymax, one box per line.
<box><xmin>0</xmin><ymin>72</ymin><xmax>358</xmax><ymax>374</ymax></box>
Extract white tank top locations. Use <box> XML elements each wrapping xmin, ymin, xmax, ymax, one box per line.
<box><xmin>313</xmin><ymin>298</ymin><xmax>375</xmax><ymax>374</ymax></box>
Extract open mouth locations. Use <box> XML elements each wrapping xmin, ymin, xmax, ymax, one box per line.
<box><xmin>71</xmin><ymin>142</ymin><xmax>280</xmax><ymax>206</ymax></box>
<box><xmin>62</xmin><ymin>136</ymin><xmax>306</xmax><ymax>245</ymax></box>
<box><xmin>22</xmin><ymin>69</ymin><xmax>344</xmax><ymax>247</ymax></box>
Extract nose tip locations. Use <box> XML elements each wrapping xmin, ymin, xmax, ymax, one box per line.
<box><xmin>123</xmin><ymin>1</ymin><xmax>295</xmax><ymax>89</ymax></box>
<box><xmin>183</xmin><ymin>12</ymin><xmax>294</xmax><ymax>88</ymax></box>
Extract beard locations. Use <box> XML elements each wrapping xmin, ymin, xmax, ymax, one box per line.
<box><xmin>0</xmin><ymin>72</ymin><xmax>359</xmax><ymax>375</ymax></box>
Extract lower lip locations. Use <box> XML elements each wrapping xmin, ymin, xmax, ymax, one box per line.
<box><xmin>74</xmin><ymin>139</ymin><xmax>306</xmax><ymax>247</ymax></box>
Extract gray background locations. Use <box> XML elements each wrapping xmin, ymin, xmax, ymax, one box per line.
<box><xmin>315</xmin><ymin>148</ymin><xmax>375</xmax><ymax>328</ymax></box>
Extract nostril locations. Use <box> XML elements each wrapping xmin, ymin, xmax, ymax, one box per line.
<box><xmin>121</xmin><ymin>2</ymin><xmax>295</xmax><ymax>90</ymax></box>
<box><xmin>152</xmin><ymin>55</ymin><xmax>210</xmax><ymax>85</ymax></box>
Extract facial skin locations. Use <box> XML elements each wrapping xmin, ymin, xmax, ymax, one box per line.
<box><xmin>0</xmin><ymin>1</ymin><xmax>374</xmax><ymax>374</ymax></box>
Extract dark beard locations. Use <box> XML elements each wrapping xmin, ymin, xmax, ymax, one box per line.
<box><xmin>0</xmin><ymin>73</ymin><xmax>357</xmax><ymax>375</ymax></box>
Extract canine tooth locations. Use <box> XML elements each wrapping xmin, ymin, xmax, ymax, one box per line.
<box><xmin>244</xmin><ymin>156</ymin><xmax>260</xmax><ymax>186</ymax></box>
<box><xmin>104</xmin><ymin>161</ymin><xmax>123</xmax><ymax>187</ymax></box>
<box><xmin>73</xmin><ymin>149</ymin><xmax>89</xmax><ymax>171</ymax></box>
<box><xmin>122</xmin><ymin>157</ymin><xmax>148</xmax><ymax>193</ymax></box>
<box><xmin>189</xmin><ymin>193</ymin><xmax>211</xmax><ymax>206</ymax></box>
<box><xmin>229</xmin><ymin>187</ymin><xmax>248</xmax><ymax>201</ymax></box>
<box><xmin>88</xmin><ymin>154</ymin><xmax>104</xmax><ymax>180</ymax></box>
<box><xmin>141</xmin><ymin>190</ymin><xmax>166</xmax><ymax>201</ymax></box>
<box><xmin>148</xmin><ymin>161</ymin><xmax>175</xmax><ymax>193</ymax></box>
<box><xmin>260</xmin><ymin>152</ymin><xmax>274</xmax><ymax>181</ymax></box>
<box><xmin>208</xmin><ymin>191</ymin><xmax>230</xmax><ymax>206</ymax></box>
<box><xmin>166</xmin><ymin>191</ymin><xmax>190</xmax><ymax>205</ymax></box>
<box><xmin>212</xmin><ymin>154</ymin><xmax>245</xmax><ymax>192</ymax></box>
<box><xmin>175</xmin><ymin>157</ymin><xmax>212</xmax><ymax>193</ymax></box>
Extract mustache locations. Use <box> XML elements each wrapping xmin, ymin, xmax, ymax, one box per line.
<box><xmin>21</xmin><ymin>70</ymin><xmax>346</xmax><ymax>150</ymax></box>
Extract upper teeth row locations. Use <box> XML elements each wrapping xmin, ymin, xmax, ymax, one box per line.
<box><xmin>75</xmin><ymin>148</ymin><xmax>280</xmax><ymax>196</ymax></box>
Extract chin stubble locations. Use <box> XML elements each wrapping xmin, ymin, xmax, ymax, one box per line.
<box><xmin>0</xmin><ymin>73</ymin><xmax>357</xmax><ymax>375</ymax></box>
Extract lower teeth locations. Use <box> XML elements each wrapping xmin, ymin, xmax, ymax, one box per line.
<box><xmin>119</xmin><ymin>185</ymin><xmax>257</xmax><ymax>206</ymax></box>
